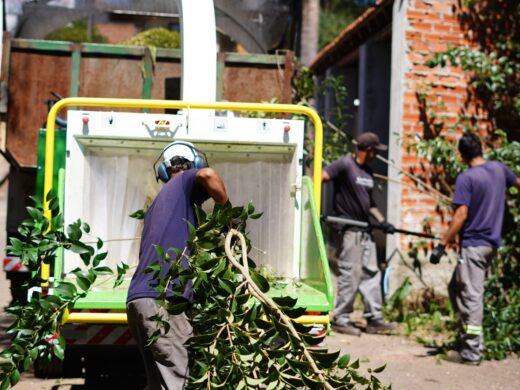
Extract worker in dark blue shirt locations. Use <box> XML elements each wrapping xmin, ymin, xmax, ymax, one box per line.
<box><xmin>127</xmin><ymin>141</ymin><xmax>228</xmax><ymax>389</ymax></box>
<box><xmin>430</xmin><ymin>132</ymin><xmax>520</xmax><ymax>365</ymax></box>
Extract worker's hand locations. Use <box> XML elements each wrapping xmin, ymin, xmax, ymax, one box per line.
<box><xmin>380</xmin><ymin>222</ymin><xmax>396</xmax><ymax>234</ymax></box>
<box><xmin>429</xmin><ymin>244</ymin><xmax>446</xmax><ymax>265</ymax></box>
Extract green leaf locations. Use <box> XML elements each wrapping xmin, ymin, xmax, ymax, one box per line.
<box><xmin>154</xmin><ymin>244</ymin><xmax>165</xmax><ymax>260</ymax></box>
<box><xmin>10</xmin><ymin>369</ymin><xmax>20</xmax><ymax>387</ymax></box>
<box><xmin>27</xmin><ymin>207</ymin><xmax>43</xmax><ymax>221</ymax></box>
<box><xmin>166</xmin><ymin>301</ymin><xmax>188</xmax><ymax>315</ymax></box>
<box><xmin>309</xmin><ymin>350</ymin><xmax>340</xmax><ymax>368</ymax></box>
<box><xmin>129</xmin><ymin>209</ymin><xmax>145</xmax><ymax>220</ymax></box>
<box><xmin>272</xmin><ymin>296</ymin><xmax>298</xmax><ymax>307</ymax></box>
<box><xmin>96</xmin><ymin>238</ymin><xmax>103</xmax><ymax>250</ymax></box>
<box><xmin>93</xmin><ymin>251</ymin><xmax>108</xmax><ymax>267</ymax></box>
<box><xmin>53</xmin><ymin>344</ymin><xmax>65</xmax><ymax>360</ymax></box>
<box><xmin>76</xmin><ymin>276</ymin><xmax>91</xmax><ymax>291</ymax></box>
<box><xmin>94</xmin><ymin>266</ymin><xmax>113</xmax><ymax>275</ymax></box>
<box><xmin>66</xmin><ymin>223</ymin><xmax>82</xmax><ymax>241</ymax></box>
<box><xmin>373</xmin><ymin>363</ymin><xmax>386</xmax><ymax>373</ymax></box>
<box><xmin>55</xmin><ymin>282</ymin><xmax>77</xmax><ymax>300</ymax></box>
<box><xmin>338</xmin><ymin>353</ymin><xmax>351</xmax><ymax>368</ymax></box>
<box><xmin>250</xmin><ymin>271</ymin><xmax>269</xmax><ymax>293</ymax></box>
<box><xmin>69</xmin><ymin>242</ymin><xmax>91</xmax><ymax>255</ymax></box>
<box><xmin>82</xmin><ymin>222</ymin><xmax>90</xmax><ymax>233</ymax></box>
<box><xmin>281</xmin><ymin>307</ymin><xmax>306</xmax><ymax>319</ymax></box>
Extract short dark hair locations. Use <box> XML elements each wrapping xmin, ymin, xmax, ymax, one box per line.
<box><xmin>168</xmin><ymin>156</ymin><xmax>193</xmax><ymax>175</ymax></box>
<box><xmin>458</xmin><ymin>132</ymin><xmax>482</xmax><ymax>160</ymax></box>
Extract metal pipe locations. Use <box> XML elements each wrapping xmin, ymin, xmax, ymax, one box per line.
<box><xmin>323</xmin><ymin>215</ymin><xmax>438</xmax><ymax>239</ymax></box>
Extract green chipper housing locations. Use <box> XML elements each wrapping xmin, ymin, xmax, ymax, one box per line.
<box><xmin>37</xmin><ymin>98</ymin><xmax>333</xmax><ymax>347</ymax></box>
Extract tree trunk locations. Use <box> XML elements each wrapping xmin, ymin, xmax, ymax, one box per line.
<box><xmin>300</xmin><ymin>0</ymin><xmax>320</xmax><ymax>66</ymax></box>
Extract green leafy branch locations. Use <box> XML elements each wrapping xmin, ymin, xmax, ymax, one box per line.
<box><xmin>146</xmin><ymin>202</ymin><xmax>388</xmax><ymax>389</ymax></box>
<box><xmin>0</xmin><ymin>193</ymin><xmax>128</xmax><ymax>388</ymax></box>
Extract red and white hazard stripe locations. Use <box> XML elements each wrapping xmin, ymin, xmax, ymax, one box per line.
<box><xmin>61</xmin><ymin>310</ymin><xmax>134</xmax><ymax>346</ymax></box>
<box><xmin>3</xmin><ymin>257</ymin><xmax>29</xmax><ymax>272</ymax></box>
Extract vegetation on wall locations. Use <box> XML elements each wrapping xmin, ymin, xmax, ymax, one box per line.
<box><xmin>408</xmin><ymin>0</ymin><xmax>520</xmax><ymax>360</ymax></box>
<box><xmin>45</xmin><ymin>20</ymin><xmax>107</xmax><ymax>43</ymax></box>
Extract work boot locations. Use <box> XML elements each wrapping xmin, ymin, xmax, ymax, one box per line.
<box><xmin>365</xmin><ymin>319</ymin><xmax>398</xmax><ymax>334</ymax></box>
<box><xmin>442</xmin><ymin>350</ymin><xmax>481</xmax><ymax>366</ymax></box>
<box><xmin>331</xmin><ymin>323</ymin><xmax>361</xmax><ymax>337</ymax></box>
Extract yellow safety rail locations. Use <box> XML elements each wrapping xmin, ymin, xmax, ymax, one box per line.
<box><xmin>43</xmin><ymin>98</ymin><xmax>324</xmax><ymax>323</ymax></box>
<box><xmin>65</xmin><ymin>312</ymin><xmax>329</xmax><ymax>326</ymax></box>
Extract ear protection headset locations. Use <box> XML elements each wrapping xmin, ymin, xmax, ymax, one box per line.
<box><xmin>153</xmin><ymin>141</ymin><xmax>208</xmax><ymax>183</ymax></box>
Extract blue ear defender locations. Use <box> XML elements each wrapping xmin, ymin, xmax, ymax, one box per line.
<box><xmin>153</xmin><ymin>141</ymin><xmax>208</xmax><ymax>183</ymax></box>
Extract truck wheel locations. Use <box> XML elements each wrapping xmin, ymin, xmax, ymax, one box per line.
<box><xmin>34</xmin><ymin>355</ymin><xmax>64</xmax><ymax>378</ymax></box>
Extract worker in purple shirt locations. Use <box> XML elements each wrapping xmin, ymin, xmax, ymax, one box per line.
<box><xmin>430</xmin><ymin>132</ymin><xmax>520</xmax><ymax>365</ymax></box>
<box><xmin>322</xmin><ymin>132</ymin><xmax>397</xmax><ymax>336</ymax></box>
<box><xmin>127</xmin><ymin>141</ymin><xmax>228</xmax><ymax>389</ymax></box>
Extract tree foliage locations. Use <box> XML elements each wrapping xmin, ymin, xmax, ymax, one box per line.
<box><xmin>291</xmin><ymin>60</ymin><xmax>352</xmax><ymax>166</ymax></box>
<box><xmin>319</xmin><ymin>1</ymin><xmax>373</xmax><ymax>49</ymax></box>
<box><xmin>45</xmin><ymin>20</ymin><xmax>107</xmax><ymax>43</ymax></box>
<box><xmin>120</xmin><ymin>28</ymin><xmax>181</xmax><ymax>49</ymax></box>
<box><xmin>147</xmin><ymin>202</ymin><xmax>388</xmax><ymax>389</ymax></box>
<box><xmin>409</xmin><ymin>0</ymin><xmax>520</xmax><ymax>359</ymax></box>
<box><xmin>0</xmin><ymin>193</ymin><xmax>127</xmax><ymax>388</ymax></box>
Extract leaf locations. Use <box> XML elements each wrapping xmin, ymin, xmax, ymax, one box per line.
<box><xmin>76</xmin><ymin>276</ymin><xmax>91</xmax><ymax>291</ymax></box>
<box><xmin>66</xmin><ymin>223</ymin><xmax>82</xmax><ymax>241</ymax></box>
<box><xmin>282</xmin><ymin>306</ymin><xmax>306</xmax><ymax>319</ymax></box>
<box><xmin>373</xmin><ymin>363</ymin><xmax>386</xmax><ymax>373</ymax></box>
<box><xmin>69</xmin><ymin>243</ymin><xmax>91</xmax><ymax>255</ymax></box>
<box><xmin>94</xmin><ymin>266</ymin><xmax>113</xmax><ymax>275</ymax></box>
<box><xmin>55</xmin><ymin>282</ymin><xmax>77</xmax><ymax>300</ymax></box>
<box><xmin>9</xmin><ymin>369</ymin><xmax>20</xmax><ymax>387</ymax></box>
<box><xmin>53</xmin><ymin>344</ymin><xmax>65</xmax><ymax>360</ymax></box>
<box><xmin>272</xmin><ymin>296</ymin><xmax>298</xmax><ymax>307</ymax></box>
<box><xmin>338</xmin><ymin>353</ymin><xmax>351</xmax><ymax>368</ymax></box>
<box><xmin>82</xmin><ymin>222</ymin><xmax>90</xmax><ymax>233</ymax></box>
<box><xmin>129</xmin><ymin>209</ymin><xmax>145</xmax><ymax>220</ymax></box>
<box><xmin>154</xmin><ymin>244</ymin><xmax>164</xmax><ymax>260</ymax></box>
<box><xmin>250</xmin><ymin>271</ymin><xmax>270</xmax><ymax>293</ymax></box>
<box><xmin>309</xmin><ymin>350</ymin><xmax>340</xmax><ymax>368</ymax></box>
<box><xmin>93</xmin><ymin>251</ymin><xmax>108</xmax><ymax>267</ymax></box>
<box><xmin>96</xmin><ymin>238</ymin><xmax>103</xmax><ymax>250</ymax></box>
<box><xmin>166</xmin><ymin>301</ymin><xmax>188</xmax><ymax>315</ymax></box>
<box><xmin>27</xmin><ymin>207</ymin><xmax>43</xmax><ymax>221</ymax></box>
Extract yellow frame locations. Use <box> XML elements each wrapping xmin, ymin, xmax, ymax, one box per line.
<box><xmin>43</xmin><ymin>98</ymin><xmax>324</xmax><ymax>323</ymax></box>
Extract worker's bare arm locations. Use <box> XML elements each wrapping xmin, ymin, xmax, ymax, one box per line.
<box><xmin>196</xmin><ymin>168</ymin><xmax>229</xmax><ymax>205</ymax></box>
<box><xmin>322</xmin><ymin>170</ymin><xmax>331</xmax><ymax>183</ymax></box>
<box><xmin>515</xmin><ymin>177</ymin><xmax>520</xmax><ymax>190</ymax></box>
<box><xmin>440</xmin><ymin>205</ymin><xmax>468</xmax><ymax>246</ymax></box>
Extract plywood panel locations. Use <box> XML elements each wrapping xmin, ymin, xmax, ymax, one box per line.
<box><xmin>7</xmin><ymin>51</ymin><xmax>71</xmax><ymax>167</ymax></box>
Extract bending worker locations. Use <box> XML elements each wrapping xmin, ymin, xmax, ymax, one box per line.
<box><xmin>126</xmin><ymin>141</ymin><xmax>228</xmax><ymax>389</ymax></box>
<box><xmin>430</xmin><ymin>132</ymin><xmax>520</xmax><ymax>365</ymax></box>
<box><xmin>322</xmin><ymin>132</ymin><xmax>397</xmax><ymax>336</ymax></box>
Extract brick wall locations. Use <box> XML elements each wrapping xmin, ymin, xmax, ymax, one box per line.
<box><xmin>397</xmin><ymin>0</ymin><xmax>490</xmax><ymax>249</ymax></box>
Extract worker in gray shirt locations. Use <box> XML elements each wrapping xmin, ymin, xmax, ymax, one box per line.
<box><xmin>322</xmin><ymin>132</ymin><xmax>397</xmax><ymax>336</ymax></box>
<box><xmin>430</xmin><ymin>132</ymin><xmax>520</xmax><ymax>365</ymax></box>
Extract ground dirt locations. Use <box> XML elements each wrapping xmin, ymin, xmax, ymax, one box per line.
<box><xmin>0</xmin><ymin>158</ymin><xmax>519</xmax><ymax>389</ymax></box>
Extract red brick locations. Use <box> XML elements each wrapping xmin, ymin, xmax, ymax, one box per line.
<box><xmin>411</xmin><ymin>21</ymin><xmax>434</xmax><ymax>32</ymax></box>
